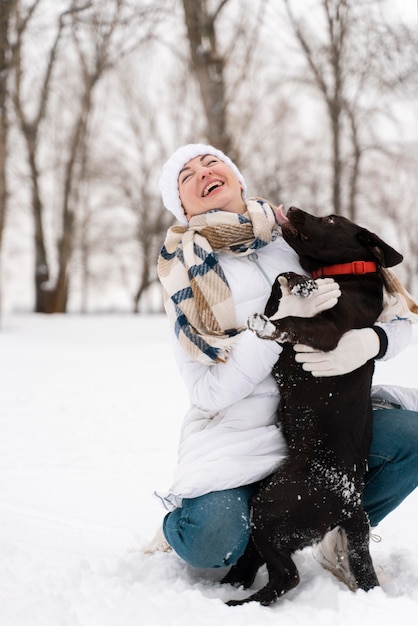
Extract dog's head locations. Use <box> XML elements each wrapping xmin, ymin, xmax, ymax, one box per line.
<box><xmin>280</xmin><ymin>207</ymin><xmax>403</xmax><ymax>273</ymax></box>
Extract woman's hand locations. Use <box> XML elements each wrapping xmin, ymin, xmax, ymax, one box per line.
<box><xmin>293</xmin><ymin>328</ymin><xmax>380</xmax><ymax>376</ymax></box>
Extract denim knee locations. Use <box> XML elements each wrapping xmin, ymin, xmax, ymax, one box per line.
<box><xmin>163</xmin><ymin>486</ymin><xmax>255</xmax><ymax>569</ymax></box>
<box><xmin>364</xmin><ymin>408</ymin><xmax>418</xmax><ymax>526</ymax></box>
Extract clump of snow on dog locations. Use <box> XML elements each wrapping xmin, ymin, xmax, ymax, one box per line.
<box><xmin>291</xmin><ymin>279</ymin><xmax>317</xmax><ymax>298</ymax></box>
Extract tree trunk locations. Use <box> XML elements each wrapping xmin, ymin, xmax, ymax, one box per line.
<box><xmin>0</xmin><ymin>2</ymin><xmax>12</xmax><ymax>251</ymax></box>
<box><xmin>182</xmin><ymin>0</ymin><xmax>232</xmax><ymax>154</ymax></box>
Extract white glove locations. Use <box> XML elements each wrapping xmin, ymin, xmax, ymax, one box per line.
<box><xmin>273</xmin><ymin>276</ymin><xmax>341</xmax><ymax>320</ymax></box>
<box><xmin>294</xmin><ymin>328</ymin><xmax>380</xmax><ymax>377</ymax></box>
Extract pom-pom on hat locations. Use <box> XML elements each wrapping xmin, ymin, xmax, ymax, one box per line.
<box><xmin>158</xmin><ymin>143</ymin><xmax>247</xmax><ymax>224</ymax></box>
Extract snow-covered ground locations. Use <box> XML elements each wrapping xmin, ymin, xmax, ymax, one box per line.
<box><xmin>1</xmin><ymin>313</ymin><xmax>418</xmax><ymax>626</ymax></box>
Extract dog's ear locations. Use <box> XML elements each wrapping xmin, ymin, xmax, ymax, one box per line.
<box><xmin>357</xmin><ymin>229</ymin><xmax>403</xmax><ymax>268</ymax></box>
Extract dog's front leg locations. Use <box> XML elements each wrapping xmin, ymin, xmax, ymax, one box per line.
<box><xmin>264</xmin><ymin>272</ymin><xmax>315</xmax><ymax>319</ymax></box>
<box><xmin>221</xmin><ymin>536</ymin><xmax>264</xmax><ymax>589</ymax></box>
<box><xmin>226</xmin><ymin>549</ymin><xmax>300</xmax><ymax>606</ymax></box>
<box><xmin>280</xmin><ymin>271</ymin><xmax>318</xmax><ymax>298</ymax></box>
<box><xmin>247</xmin><ymin>313</ymin><xmax>296</xmax><ymax>343</ymax></box>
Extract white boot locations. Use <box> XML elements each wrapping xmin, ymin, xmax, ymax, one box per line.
<box><xmin>313</xmin><ymin>526</ymin><xmax>357</xmax><ymax>591</ymax></box>
<box><xmin>143</xmin><ymin>525</ymin><xmax>172</xmax><ymax>555</ymax></box>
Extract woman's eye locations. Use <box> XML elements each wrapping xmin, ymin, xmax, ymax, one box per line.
<box><xmin>181</xmin><ymin>173</ymin><xmax>192</xmax><ymax>184</ymax></box>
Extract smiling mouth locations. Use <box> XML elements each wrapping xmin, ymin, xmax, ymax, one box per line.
<box><xmin>202</xmin><ymin>181</ymin><xmax>223</xmax><ymax>197</ymax></box>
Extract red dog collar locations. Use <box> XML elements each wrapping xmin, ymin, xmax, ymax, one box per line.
<box><xmin>311</xmin><ymin>261</ymin><xmax>378</xmax><ymax>279</ymax></box>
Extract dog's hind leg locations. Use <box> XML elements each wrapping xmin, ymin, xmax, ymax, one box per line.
<box><xmin>343</xmin><ymin>515</ymin><xmax>379</xmax><ymax>591</ymax></box>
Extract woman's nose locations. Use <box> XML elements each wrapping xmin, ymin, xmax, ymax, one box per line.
<box><xmin>198</xmin><ymin>166</ymin><xmax>212</xmax><ymax>180</ymax></box>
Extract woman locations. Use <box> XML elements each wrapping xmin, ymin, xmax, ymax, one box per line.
<box><xmin>149</xmin><ymin>143</ymin><xmax>418</xmax><ymax>586</ymax></box>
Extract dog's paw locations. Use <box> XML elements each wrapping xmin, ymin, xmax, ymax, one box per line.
<box><xmin>247</xmin><ymin>313</ymin><xmax>276</xmax><ymax>338</ymax></box>
<box><xmin>273</xmin><ymin>330</ymin><xmax>292</xmax><ymax>344</ymax></box>
<box><xmin>291</xmin><ymin>278</ymin><xmax>317</xmax><ymax>298</ymax></box>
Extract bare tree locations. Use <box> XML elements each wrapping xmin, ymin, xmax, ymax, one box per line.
<box><xmin>9</xmin><ymin>0</ymin><xmax>89</xmax><ymax>312</ymax></box>
<box><xmin>281</xmin><ymin>0</ymin><xmax>417</xmax><ymax>222</ymax></box>
<box><xmin>113</xmin><ymin>57</ymin><xmax>179</xmax><ymax>313</ymax></box>
<box><xmin>9</xmin><ymin>0</ymin><xmax>159</xmax><ymax>313</ymax></box>
<box><xmin>0</xmin><ymin>0</ymin><xmax>16</xmax><ymax>253</ymax></box>
<box><xmin>282</xmin><ymin>0</ymin><xmax>357</xmax><ymax>215</ymax></box>
<box><xmin>181</xmin><ymin>0</ymin><xmax>233</xmax><ymax>154</ymax></box>
<box><xmin>50</xmin><ymin>1</ymin><xmax>132</xmax><ymax>313</ymax></box>
<box><xmin>0</xmin><ymin>0</ymin><xmax>18</xmax><ymax>322</ymax></box>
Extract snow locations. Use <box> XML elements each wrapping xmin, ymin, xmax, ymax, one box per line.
<box><xmin>1</xmin><ymin>313</ymin><xmax>418</xmax><ymax>625</ymax></box>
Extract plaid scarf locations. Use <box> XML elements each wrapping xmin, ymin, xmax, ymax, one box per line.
<box><xmin>157</xmin><ymin>198</ymin><xmax>279</xmax><ymax>364</ymax></box>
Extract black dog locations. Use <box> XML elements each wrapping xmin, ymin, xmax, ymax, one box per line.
<box><xmin>223</xmin><ymin>207</ymin><xmax>403</xmax><ymax>606</ymax></box>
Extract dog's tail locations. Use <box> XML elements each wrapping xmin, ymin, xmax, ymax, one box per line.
<box><xmin>379</xmin><ymin>268</ymin><xmax>418</xmax><ymax>322</ymax></box>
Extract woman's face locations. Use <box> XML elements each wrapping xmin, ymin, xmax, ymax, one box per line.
<box><xmin>178</xmin><ymin>154</ymin><xmax>246</xmax><ymax>221</ymax></box>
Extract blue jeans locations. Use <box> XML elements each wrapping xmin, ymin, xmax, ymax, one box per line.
<box><xmin>163</xmin><ymin>408</ymin><xmax>418</xmax><ymax>569</ymax></box>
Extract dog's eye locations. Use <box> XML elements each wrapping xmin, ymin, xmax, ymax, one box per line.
<box><xmin>325</xmin><ymin>216</ymin><xmax>335</xmax><ymax>224</ymax></box>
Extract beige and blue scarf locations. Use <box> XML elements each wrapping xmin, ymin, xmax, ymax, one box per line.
<box><xmin>157</xmin><ymin>198</ymin><xmax>279</xmax><ymax>364</ymax></box>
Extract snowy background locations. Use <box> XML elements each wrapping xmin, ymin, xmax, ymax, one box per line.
<box><xmin>1</xmin><ymin>313</ymin><xmax>418</xmax><ymax>625</ymax></box>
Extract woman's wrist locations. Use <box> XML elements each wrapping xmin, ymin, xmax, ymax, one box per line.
<box><xmin>371</xmin><ymin>325</ymin><xmax>388</xmax><ymax>359</ymax></box>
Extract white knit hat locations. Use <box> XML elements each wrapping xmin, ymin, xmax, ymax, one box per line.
<box><xmin>158</xmin><ymin>143</ymin><xmax>247</xmax><ymax>224</ymax></box>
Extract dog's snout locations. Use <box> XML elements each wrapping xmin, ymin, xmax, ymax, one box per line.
<box><xmin>287</xmin><ymin>206</ymin><xmax>305</xmax><ymax>224</ymax></box>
